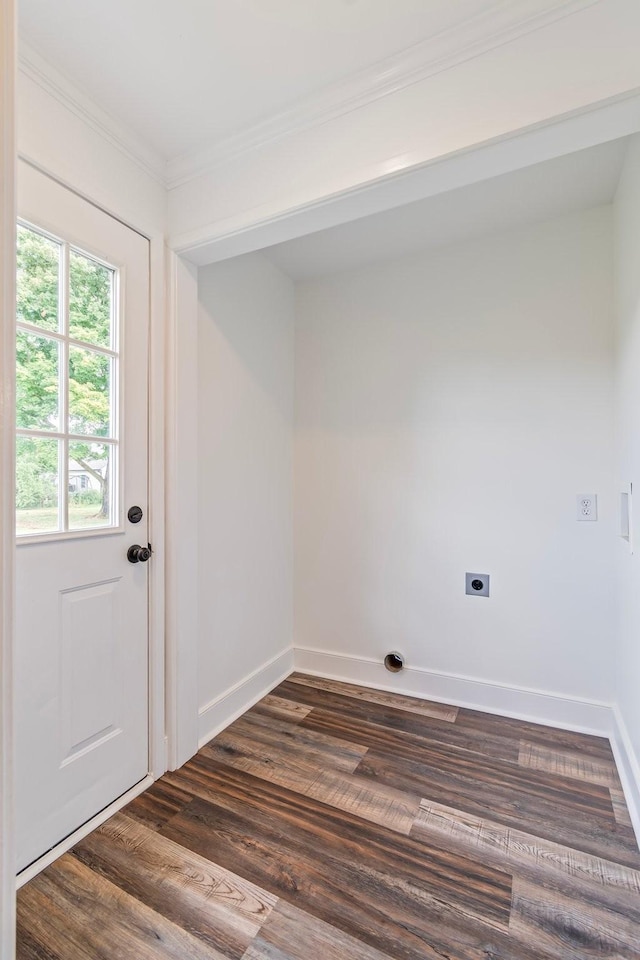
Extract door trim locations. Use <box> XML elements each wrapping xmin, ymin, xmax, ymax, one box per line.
<box><xmin>165</xmin><ymin>251</ymin><xmax>199</xmax><ymax>769</ymax></box>
<box><xmin>0</xmin><ymin>1</ymin><xmax>16</xmax><ymax>955</ymax></box>
<box><xmin>147</xmin><ymin>235</ymin><xmax>167</xmax><ymax>778</ymax></box>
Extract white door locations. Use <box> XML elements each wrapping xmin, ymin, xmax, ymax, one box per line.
<box><xmin>14</xmin><ymin>163</ymin><xmax>150</xmax><ymax>872</ymax></box>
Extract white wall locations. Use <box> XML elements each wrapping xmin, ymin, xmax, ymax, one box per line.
<box><xmin>197</xmin><ymin>254</ymin><xmax>294</xmax><ymax>744</ymax></box>
<box><xmin>295</xmin><ymin>207</ymin><xmax>616</xmax><ymax>713</ymax></box>
<box><xmin>613</xmin><ymin>135</ymin><xmax>640</xmax><ymax>816</ymax></box>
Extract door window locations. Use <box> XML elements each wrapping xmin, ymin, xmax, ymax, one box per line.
<box><xmin>16</xmin><ymin>223</ymin><xmax>119</xmax><ymax>538</ymax></box>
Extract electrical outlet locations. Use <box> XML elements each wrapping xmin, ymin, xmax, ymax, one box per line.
<box><xmin>577</xmin><ymin>494</ymin><xmax>597</xmax><ymax>522</ymax></box>
<box><xmin>465</xmin><ymin>573</ymin><xmax>490</xmax><ymax>597</ymax></box>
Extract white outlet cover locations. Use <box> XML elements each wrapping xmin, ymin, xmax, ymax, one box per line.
<box><xmin>577</xmin><ymin>494</ymin><xmax>598</xmax><ymax>521</ymax></box>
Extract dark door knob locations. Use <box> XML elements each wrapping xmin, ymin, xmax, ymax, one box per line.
<box><xmin>127</xmin><ymin>543</ymin><xmax>151</xmax><ymax>564</ymax></box>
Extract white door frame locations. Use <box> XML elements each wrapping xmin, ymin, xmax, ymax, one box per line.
<box><xmin>147</xmin><ymin>235</ymin><xmax>167</xmax><ymax>778</ymax></box>
<box><xmin>165</xmin><ymin>251</ymin><xmax>199</xmax><ymax>769</ymax></box>
<box><xmin>0</xmin><ymin>0</ymin><xmax>16</xmax><ymax>955</ymax></box>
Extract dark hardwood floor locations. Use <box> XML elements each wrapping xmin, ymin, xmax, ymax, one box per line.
<box><xmin>16</xmin><ymin>673</ymin><xmax>640</xmax><ymax>959</ymax></box>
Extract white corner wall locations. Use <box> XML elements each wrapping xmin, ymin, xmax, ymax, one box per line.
<box><xmin>197</xmin><ymin>254</ymin><xmax>295</xmax><ymax>745</ymax></box>
<box><xmin>612</xmin><ymin>134</ymin><xmax>640</xmax><ymax>832</ymax></box>
<box><xmin>294</xmin><ymin>207</ymin><xmax>616</xmax><ymax>730</ymax></box>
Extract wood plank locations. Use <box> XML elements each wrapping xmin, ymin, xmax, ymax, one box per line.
<box><xmin>455</xmin><ymin>708</ymin><xmax>615</xmax><ymax>761</ymax></box>
<box><xmin>288</xmin><ymin>673</ymin><xmax>459</xmax><ymax>721</ymax></box>
<box><xmin>611</xmin><ymin>787</ymin><xmax>634</xmax><ymax>828</ymax></box>
<box><xmin>210</xmin><ymin>722</ymin><xmax>365</xmax><ymax>776</ymax></box>
<box><xmin>308</xmin><ymin>767</ymin><xmax>419</xmax><ymax>835</ymax></box>
<box><xmin>251</xmin><ymin>694</ymin><xmax>312</xmax><ymax>723</ymax></box>
<box><xmin>160</xmin><ymin>794</ymin><xmax>540</xmax><ymax>960</ymax></box>
<box><xmin>411</xmin><ymin>798</ymin><xmax>640</xmax><ymax>896</ymax></box>
<box><xmin>17</xmin><ymin>854</ymin><xmax>227</xmax><ymax>960</ymax></box>
<box><xmin>202</xmin><ymin>729</ymin><xmax>418</xmax><ymax>834</ymax></box>
<box><xmin>299</xmin><ymin>703</ymin><xmax>519</xmax><ymax>764</ymax></box>
<box><xmin>518</xmin><ymin>740</ymin><xmax>620</xmax><ymax>788</ymax></box>
<box><xmin>203</xmin><ymin>729</ymin><xmax>322</xmax><ymax>792</ymax></box>
<box><xmin>355</xmin><ymin>749</ymin><xmax>640</xmax><ymax>867</ymax></box>
<box><xmin>411</xmin><ymin>798</ymin><xmax>640</xmax><ymax>933</ymax></box>
<box><xmin>509</xmin><ymin>875</ymin><xmax>640</xmax><ymax>959</ymax></box>
<box><xmin>163</xmin><ymin>755</ymin><xmax>512</xmax><ymax>930</ymax></box>
<box><xmin>242</xmin><ymin>899</ymin><xmax>395</xmax><ymax>960</ymax></box>
<box><xmin>229</xmin><ymin>709</ymin><xmax>369</xmax><ymax>768</ymax></box>
<box><xmin>16</xmin><ymin>925</ymin><xmax>64</xmax><ymax>960</ymax></box>
<box><xmin>274</xmin><ymin>679</ymin><xmax>472</xmax><ymax>746</ymax></box>
<box><xmin>123</xmin><ymin>778</ymin><xmax>194</xmax><ymax>831</ymax></box>
<box><xmin>71</xmin><ymin>812</ymin><xmax>276</xmax><ymax>959</ymax></box>
<box><xmin>17</xmin><ymin>881</ymin><xmax>95</xmax><ymax>960</ymax></box>
<box><xmin>357</xmin><ymin>743</ymin><xmax>619</xmax><ymax>826</ymax></box>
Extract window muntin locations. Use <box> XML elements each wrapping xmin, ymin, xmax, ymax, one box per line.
<box><xmin>15</xmin><ymin>222</ymin><xmax>119</xmax><ymax>539</ymax></box>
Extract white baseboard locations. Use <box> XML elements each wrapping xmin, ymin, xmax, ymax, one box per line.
<box><xmin>293</xmin><ymin>647</ymin><xmax>613</xmax><ymax>737</ymax></box>
<box><xmin>198</xmin><ymin>646</ymin><xmax>294</xmax><ymax>748</ymax></box>
<box><xmin>610</xmin><ymin>705</ymin><xmax>640</xmax><ymax>847</ymax></box>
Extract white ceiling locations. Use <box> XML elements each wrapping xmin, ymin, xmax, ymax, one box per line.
<box><xmin>261</xmin><ymin>137</ymin><xmax>629</xmax><ymax>280</ymax></box>
<box><xmin>18</xmin><ymin>0</ymin><xmax>493</xmax><ymax>163</ymax></box>
<box><xmin>18</xmin><ymin>0</ymin><xmax>634</xmax><ymax>271</ymax></box>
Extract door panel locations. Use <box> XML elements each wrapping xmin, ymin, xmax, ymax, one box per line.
<box><xmin>60</xmin><ymin>578</ymin><xmax>122</xmax><ymax>762</ymax></box>
<box><xmin>15</xmin><ymin>162</ymin><xmax>150</xmax><ymax>872</ymax></box>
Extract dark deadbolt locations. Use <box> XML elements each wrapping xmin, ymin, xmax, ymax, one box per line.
<box><xmin>127</xmin><ymin>543</ymin><xmax>152</xmax><ymax>564</ymax></box>
<box><xmin>128</xmin><ymin>505</ymin><xmax>143</xmax><ymax>524</ymax></box>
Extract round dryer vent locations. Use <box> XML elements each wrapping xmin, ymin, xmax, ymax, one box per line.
<box><xmin>384</xmin><ymin>651</ymin><xmax>405</xmax><ymax>673</ymax></box>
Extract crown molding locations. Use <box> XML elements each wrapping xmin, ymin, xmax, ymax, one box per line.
<box><xmin>18</xmin><ymin>41</ymin><xmax>167</xmax><ymax>186</ymax></box>
<box><xmin>166</xmin><ymin>0</ymin><xmax>602</xmax><ymax>189</ymax></box>
<box><xmin>17</xmin><ymin>0</ymin><xmax>602</xmax><ymax>194</ymax></box>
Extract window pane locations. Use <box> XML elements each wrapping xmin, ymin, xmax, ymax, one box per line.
<box><xmin>16</xmin><ymin>436</ymin><xmax>60</xmax><ymax>535</ymax></box>
<box><xmin>68</xmin><ymin>442</ymin><xmax>114</xmax><ymax>529</ymax></box>
<box><xmin>69</xmin><ymin>250</ymin><xmax>113</xmax><ymax>348</ymax></box>
<box><xmin>16</xmin><ymin>331</ymin><xmax>60</xmax><ymax>431</ymax></box>
<box><xmin>16</xmin><ymin>225</ymin><xmax>60</xmax><ymax>332</ymax></box>
<box><xmin>69</xmin><ymin>346</ymin><xmax>112</xmax><ymax>437</ymax></box>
